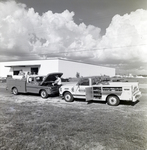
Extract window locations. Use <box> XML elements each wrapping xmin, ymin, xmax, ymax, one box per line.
<box><xmin>31</xmin><ymin>67</ymin><xmax>38</xmax><ymax>75</ymax></box>
<box><xmin>28</xmin><ymin>77</ymin><xmax>34</xmax><ymax>83</ymax></box>
<box><xmin>13</xmin><ymin>71</ymin><xmax>19</xmax><ymax>75</ymax></box>
<box><xmin>35</xmin><ymin>76</ymin><xmax>44</xmax><ymax>82</ymax></box>
<box><xmin>78</xmin><ymin>78</ymin><xmax>89</xmax><ymax>86</ymax></box>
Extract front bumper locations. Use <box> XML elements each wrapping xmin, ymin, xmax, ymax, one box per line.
<box><xmin>132</xmin><ymin>91</ymin><xmax>142</xmax><ymax>102</ymax></box>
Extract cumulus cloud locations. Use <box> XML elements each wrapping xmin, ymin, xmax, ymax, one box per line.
<box><xmin>0</xmin><ymin>1</ymin><xmax>101</xmax><ymax>60</ymax></box>
<box><xmin>0</xmin><ymin>1</ymin><xmax>147</xmax><ymax>74</ymax></box>
<box><xmin>95</xmin><ymin>9</ymin><xmax>147</xmax><ymax>74</ymax></box>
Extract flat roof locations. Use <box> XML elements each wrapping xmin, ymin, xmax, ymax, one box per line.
<box><xmin>5</xmin><ymin>64</ymin><xmax>40</xmax><ymax>67</ymax></box>
<box><xmin>1</xmin><ymin>57</ymin><xmax>114</xmax><ymax>69</ymax></box>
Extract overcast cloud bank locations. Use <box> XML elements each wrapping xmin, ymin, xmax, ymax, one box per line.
<box><xmin>0</xmin><ymin>1</ymin><xmax>147</xmax><ymax>74</ymax></box>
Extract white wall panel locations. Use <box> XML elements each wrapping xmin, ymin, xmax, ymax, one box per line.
<box><xmin>38</xmin><ymin>60</ymin><xmax>59</xmax><ymax>75</ymax></box>
<box><xmin>0</xmin><ymin>59</ymin><xmax>115</xmax><ymax>78</ymax></box>
<box><xmin>58</xmin><ymin>60</ymin><xmax>115</xmax><ymax>78</ymax></box>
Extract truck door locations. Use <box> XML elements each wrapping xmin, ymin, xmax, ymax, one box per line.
<box><xmin>75</xmin><ymin>78</ymin><xmax>90</xmax><ymax>98</ymax></box>
<box><xmin>26</xmin><ymin>77</ymin><xmax>40</xmax><ymax>93</ymax></box>
<box><xmin>86</xmin><ymin>87</ymin><xmax>93</xmax><ymax>101</ymax></box>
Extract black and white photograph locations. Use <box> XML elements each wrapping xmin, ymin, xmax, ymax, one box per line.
<box><xmin>0</xmin><ymin>0</ymin><xmax>147</xmax><ymax>149</ymax></box>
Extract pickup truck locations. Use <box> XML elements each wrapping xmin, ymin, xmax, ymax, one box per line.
<box><xmin>6</xmin><ymin>72</ymin><xmax>63</xmax><ymax>98</ymax></box>
<box><xmin>59</xmin><ymin>77</ymin><xmax>142</xmax><ymax>106</ymax></box>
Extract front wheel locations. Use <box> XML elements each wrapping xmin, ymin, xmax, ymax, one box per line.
<box><xmin>12</xmin><ymin>87</ymin><xmax>18</xmax><ymax>95</ymax></box>
<box><xmin>107</xmin><ymin>95</ymin><xmax>120</xmax><ymax>106</ymax></box>
<box><xmin>40</xmin><ymin>90</ymin><xmax>48</xmax><ymax>98</ymax></box>
<box><xmin>64</xmin><ymin>92</ymin><xmax>74</xmax><ymax>102</ymax></box>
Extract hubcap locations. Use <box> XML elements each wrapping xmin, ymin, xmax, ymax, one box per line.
<box><xmin>65</xmin><ymin>95</ymin><xmax>71</xmax><ymax>101</ymax></box>
<box><xmin>41</xmin><ymin>91</ymin><xmax>46</xmax><ymax>97</ymax></box>
<box><xmin>13</xmin><ymin>88</ymin><xmax>17</xmax><ymax>94</ymax></box>
<box><xmin>110</xmin><ymin>97</ymin><xmax>117</xmax><ymax>104</ymax></box>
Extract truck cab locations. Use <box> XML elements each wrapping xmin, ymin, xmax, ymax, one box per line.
<box><xmin>27</xmin><ymin>75</ymin><xmax>45</xmax><ymax>85</ymax></box>
<box><xmin>59</xmin><ymin>77</ymin><xmax>101</xmax><ymax>101</ymax></box>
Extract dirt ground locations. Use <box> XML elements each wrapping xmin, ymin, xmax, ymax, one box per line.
<box><xmin>0</xmin><ymin>83</ymin><xmax>147</xmax><ymax>150</ymax></box>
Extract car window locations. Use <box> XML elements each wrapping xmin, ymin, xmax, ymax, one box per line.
<box><xmin>28</xmin><ymin>77</ymin><xmax>34</xmax><ymax>83</ymax></box>
<box><xmin>92</xmin><ymin>78</ymin><xmax>97</xmax><ymax>85</ymax></box>
<box><xmin>35</xmin><ymin>76</ymin><xmax>44</xmax><ymax>82</ymax></box>
<box><xmin>79</xmin><ymin>78</ymin><xmax>89</xmax><ymax>86</ymax></box>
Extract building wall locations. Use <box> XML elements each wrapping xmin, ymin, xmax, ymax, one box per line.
<box><xmin>0</xmin><ymin>62</ymin><xmax>10</xmax><ymax>77</ymax></box>
<box><xmin>58</xmin><ymin>60</ymin><xmax>115</xmax><ymax>78</ymax></box>
<box><xmin>0</xmin><ymin>60</ymin><xmax>59</xmax><ymax>77</ymax></box>
<box><xmin>0</xmin><ymin>59</ymin><xmax>115</xmax><ymax>78</ymax></box>
<box><xmin>38</xmin><ymin>60</ymin><xmax>59</xmax><ymax>75</ymax></box>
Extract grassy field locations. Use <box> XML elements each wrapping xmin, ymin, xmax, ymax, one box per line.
<box><xmin>0</xmin><ymin>82</ymin><xmax>147</xmax><ymax>150</ymax></box>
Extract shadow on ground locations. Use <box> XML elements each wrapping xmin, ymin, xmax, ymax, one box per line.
<box><xmin>74</xmin><ymin>99</ymin><xmax>139</xmax><ymax>106</ymax></box>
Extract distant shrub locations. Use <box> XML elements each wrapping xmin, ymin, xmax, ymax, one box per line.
<box><xmin>76</xmin><ymin>72</ymin><xmax>80</xmax><ymax>78</ymax></box>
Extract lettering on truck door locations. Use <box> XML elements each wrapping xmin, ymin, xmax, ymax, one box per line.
<box><xmin>75</xmin><ymin>78</ymin><xmax>90</xmax><ymax>98</ymax></box>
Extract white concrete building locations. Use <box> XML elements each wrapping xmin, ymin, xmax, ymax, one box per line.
<box><xmin>0</xmin><ymin>58</ymin><xmax>115</xmax><ymax>78</ymax></box>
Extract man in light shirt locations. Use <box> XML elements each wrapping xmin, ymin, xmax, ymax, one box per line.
<box><xmin>53</xmin><ymin>75</ymin><xmax>62</xmax><ymax>86</ymax></box>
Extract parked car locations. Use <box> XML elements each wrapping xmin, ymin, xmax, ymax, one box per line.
<box><xmin>0</xmin><ymin>77</ymin><xmax>6</xmax><ymax>83</ymax></box>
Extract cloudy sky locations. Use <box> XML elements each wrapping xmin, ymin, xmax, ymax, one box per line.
<box><xmin>0</xmin><ymin>0</ymin><xmax>147</xmax><ymax>75</ymax></box>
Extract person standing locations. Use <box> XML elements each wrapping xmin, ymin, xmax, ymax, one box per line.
<box><xmin>19</xmin><ymin>70</ymin><xmax>25</xmax><ymax>79</ymax></box>
<box><xmin>26</xmin><ymin>72</ymin><xmax>31</xmax><ymax>83</ymax></box>
<box><xmin>53</xmin><ymin>75</ymin><xmax>62</xmax><ymax>86</ymax></box>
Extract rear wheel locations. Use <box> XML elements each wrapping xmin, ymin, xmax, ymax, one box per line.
<box><xmin>64</xmin><ymin>92</ymin><xmax>74</xmax><ymax>102</ymax></box>
<box><xmin>12</xmin><ymin>87</ymin><xmax>18</xmax><ymax>95</ymax></box>
<box><xmin>107</xmin><ymin>95</ymin><xmax>120</xmax><ymax>106</ymax></box>
<box><xmin>40</xmin><ymin>90</ymin><xmax>48</xmax><ymax>98</ymax></box>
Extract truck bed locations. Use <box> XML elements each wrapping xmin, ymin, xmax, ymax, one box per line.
<box><xmin>7</xmin><ymin>78</ymin><xmax>26</xmax><ymax>93</ymax></box>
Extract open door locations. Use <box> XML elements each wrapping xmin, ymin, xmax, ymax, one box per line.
<box><xmin>86</xmin><ymin>87</ymin><xmax>93</xmax><ymax>101</ymax></box>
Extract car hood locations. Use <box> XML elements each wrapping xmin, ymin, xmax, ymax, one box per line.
<box><xmin>61</xmin><ymin>82</ymin><xmax>77</xmax><ymax>87</ymax></box>
<box><xmin>40</xmin><ymin>72</ymin><xmax>63</xmax><ymax>85</ymax></box>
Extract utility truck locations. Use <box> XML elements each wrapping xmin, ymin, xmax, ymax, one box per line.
<box><xmin>6</xmin><ymin>73</ymin><xmax>63</xmax><ymax>98</ymax></box>
<box><xmin>59</xmin><ymin>77</ymin><xmax>141</xmax><ymax>106</ymax></box>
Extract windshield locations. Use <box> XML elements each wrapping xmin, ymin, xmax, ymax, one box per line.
<box><xmin>35</xmin><ymin>76</ymin><xmax>45</xmax><ymax>82</ymax></box>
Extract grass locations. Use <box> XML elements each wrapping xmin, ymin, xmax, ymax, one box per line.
<box><xmin>0</xmin><ymin>82</ymin><xmax>147</xmax><ymax>149</ymax></box>
<box><xmin>0</xmin><ymin>94</ymin><xmax>147</xmax><ymax>150</ymax></box>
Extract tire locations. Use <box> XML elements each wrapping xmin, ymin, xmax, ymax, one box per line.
<box><xmin>107</xmin><ymin>95</ymin><xmax>120</xmax><ymax>106</ymax></box>
<box><xmin>40</xmin><ymin>90</ymin><xmax>48</xmax><ymax>98</ymax></box>
<box><xmin>12</xmin><ymin>87</ymin><xmax>18</xmax><ymax>95</ymax></box>
<box><xmin>64</xmin><ymin>92</ymin><xmax>74</xmax><ymax>102</ymax></box>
